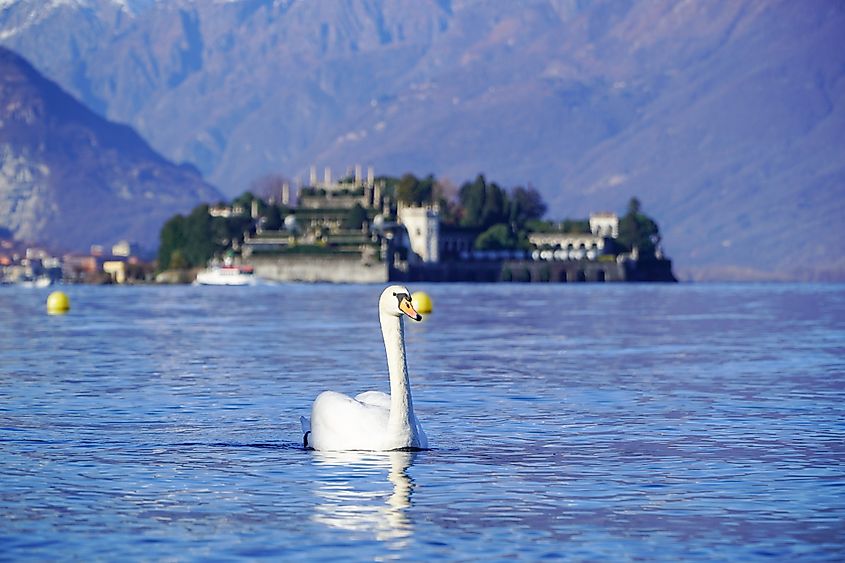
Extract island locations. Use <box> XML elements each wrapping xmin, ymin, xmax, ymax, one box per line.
<box><xmin>157</xmin><ymin>167</ymin><xmax>676</xmax><ymax>284</ymax></box>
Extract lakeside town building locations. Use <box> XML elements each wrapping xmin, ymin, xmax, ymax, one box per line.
<box><xmin>0</xmin><ymin>239</ymin><xmax>152</xmax><ymax>285</ymax></box>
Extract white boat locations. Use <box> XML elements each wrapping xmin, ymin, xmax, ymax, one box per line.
<box><xmin>194</xmin><ymin>264</ymin><xmax>257</xmax><ymax>286</ymax></box>
<box><xmin>18</xmin><ymin>276</ymin><xmax>54</xmax><ymax>288</ymax></box>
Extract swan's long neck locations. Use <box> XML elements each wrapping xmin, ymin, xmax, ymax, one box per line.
<box><xmin>381</xmin><ymin>311</ymin><xmax>414</xmax><ymax>432</ymax></box>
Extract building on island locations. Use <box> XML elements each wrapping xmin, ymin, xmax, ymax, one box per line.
<box><xmin>528</xmin><ymin>213</ymin><xmax>620</xmax><ymax>261</ymax></box>
<box><xmin>229</xmin><ymin>166</ymin><xmax>674</xmax><ymax>283</ymax></box>
<box><xmin>397</xmin><ymin>205</ymin><xmax>439</xmax><ymax>263</ymax></box>
<box><xmin>209</xmin><ymin>204</ymin><xmax>247</xmax><ymax>218</ymax></box>
<box><xmin>589</xmin><ymin>212</ymin><xmax>619</xmax><ymax>239</ymax></box>
<box><xmin>241</xmin><ymin>165</ymin><xmax>389</xmax><ymax>283</ymax></box>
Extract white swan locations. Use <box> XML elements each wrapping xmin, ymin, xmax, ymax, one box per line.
<box><xmin>300</xmin><ymin>285</ymin><xmax>429</xmax><ymax>451</ymax></box>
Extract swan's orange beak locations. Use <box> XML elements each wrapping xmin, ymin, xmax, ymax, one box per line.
<box><xmin>399</xmin><ymin>298</ymin><xmax>422</xmax><ymax>321</ymax></box>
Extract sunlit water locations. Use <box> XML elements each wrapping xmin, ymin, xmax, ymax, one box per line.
<box><xmin>1</xmin><ymin>283</ymin><xmax>843</xmax><ymax>560</ymax></box>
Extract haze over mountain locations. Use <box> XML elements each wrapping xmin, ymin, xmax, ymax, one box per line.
<box><xmin>1</xmin><ymin>0</ymin><xmax>843</xmax><ymax>279</ymax></box>
<box><xmin>0</xmin><ymin>46</ymin><xmax>221</xmax><ymax>253</ymax></box>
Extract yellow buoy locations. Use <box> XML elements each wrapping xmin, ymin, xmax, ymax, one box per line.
<box><xmin>46</xmin><ymin>291</ymin><xmax>70</xmax><ymax>315</ymax></box>
<box><xmin>411</xmin><ymin>291</ymin><xmax>433</xmax><ymax>314</ymax></box>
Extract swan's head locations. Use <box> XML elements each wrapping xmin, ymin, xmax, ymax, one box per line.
<box><xmin>380</xmin><ymin>285</ymin><xmax>422</xmax><ymax>321</ymax></box>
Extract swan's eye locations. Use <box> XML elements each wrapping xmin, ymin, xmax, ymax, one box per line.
<box><xmin>394</xmin><ymin>292</ymin><xmax>410</xmax><ymax>307</ymax></box>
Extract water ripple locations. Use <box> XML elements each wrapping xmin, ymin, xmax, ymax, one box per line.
<box><xmin>1</xmin><ymin>283</ymin><xmax>844</xmax><ymax>560</ymax></box>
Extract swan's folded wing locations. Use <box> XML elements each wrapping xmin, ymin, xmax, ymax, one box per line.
<box><xmin>311</xmin><ymin>391</ymin><xmax>390</xmax><ymax>450</ymax></box>
<box><xmin>354</xmin><ymin>390</ymin><xmax>391</xmax><ymax>410</ymax></box>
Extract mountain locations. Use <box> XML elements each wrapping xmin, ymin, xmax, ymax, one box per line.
<box><xmin>1</xmin><ymin>0</ymin><xmax>843</xmax><ymax>279</ymax></box>
<box><xmin>0</xmin><ymin>46</ymin><xmax>221</xmax><ymax>254</ymax></box>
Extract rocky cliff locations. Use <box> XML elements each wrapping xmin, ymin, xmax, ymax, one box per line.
<box><xmin>0</xmin><ymin>46</ymin><xmax>221</xmax><ymax>253</ymax></box>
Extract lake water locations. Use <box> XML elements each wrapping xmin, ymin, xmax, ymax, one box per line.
<box><xmin>1</xmin><ymin>283</ymin><xmax>843</xmax><ymax>561</ymax></box>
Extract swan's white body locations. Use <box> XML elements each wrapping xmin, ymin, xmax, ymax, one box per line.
<box><xmin>301</xmin><ymin>285</ymin><xmax>429</xmax><ymax>451</ymax></box>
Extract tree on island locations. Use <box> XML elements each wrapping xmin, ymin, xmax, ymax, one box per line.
<box><xmin>158</xmin><ymin>216</ymin><xmax>186</xmax><ymax>270</ymax></box>
<box><xmin>158</xmin><ymin>205</ymin><xmax>215</xmax><ymax>270</ymax></box>
<box><xmin>456</xmin><ymin>175</ymin><xmax>546</xmax><ymax>250</ymax></box>
<box><xmin>343</xmin><ymin>203</ymin><xmax>369</xmax><ymax>230</ymax></box>
<box><xmin>432</xmin><ymin>177</ymin><xmax>462</xmax><ymax>225</ymax></box>
<box><xmin>475</xmin><ymin>223</ymin><xmax>529</xmax><ymax>250</ymax></box>
<box><xmin>261</xmin><ymin>204</ymin><xmax>284</xmax><ymax>230</ymax></box>
<box><xmin>158</xmin><ymin>202</ymin><xmax>252</xmax><ymax>271</ymax></box>
<box><xmin>525</xmin><ymin>218</ymin><xmax>591</xmax><ymax>234</ymax></box>
<box><xmin>617</xmin><ymin>197</ymin><xmax>661</xmax><ymax>259</ymax></box>
<box><xmin>457</xmin><ymin>175</ymin><xmax>545</xmax><ymax>230</ymax></box>
<box><xmin>396</xmin><ymin>173</ymin><xmax>435</xmax><ymax>206</ymax></box>
<box><xmin>509</xmin><ymin>185</ymin><xmax>547</xmax><ymax>228</ymax></box>
<box><xmin>458</xmin><ymin>175</ymin><xmax>492</xmax><ymax>228</ymax></box>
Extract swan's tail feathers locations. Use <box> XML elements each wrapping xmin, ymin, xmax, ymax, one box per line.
<box><xmin>300</xmin><ymin>416</ymin><xmax>312</xmax><ymax>448</ymax></box>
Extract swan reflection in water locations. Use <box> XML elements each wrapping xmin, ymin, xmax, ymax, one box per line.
<box><xmin>311</xmin><ymin>450</ymin><xmax>416</xmax><ymax>543</ymax></box>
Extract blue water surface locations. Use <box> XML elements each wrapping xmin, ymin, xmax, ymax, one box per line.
<box><xmin>1</xmin><ymin>283</ymin><xmax>844</xmax><ymax>561</ymax></box>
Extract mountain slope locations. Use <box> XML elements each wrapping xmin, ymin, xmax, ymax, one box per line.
<box><xmin>0</xmin><ymin>0</ymin><xmax>843</xmax><ymax>278</ymax></box>
<box><xmin>0</xmin><ymin>46</ymin><xmax>221</xmax><ymax>253</ymax></box>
